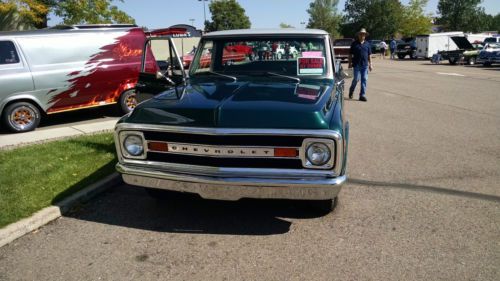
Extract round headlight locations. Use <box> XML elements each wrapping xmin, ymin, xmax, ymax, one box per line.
<box><xmin>123</xmin><ymin>135</ymin><xmax>144</xmax><ymax>156</ymax></box>
<box><xmin>306</xmin><ymin>143</ymin><xmax>331</xmax><ymax>166</ymax></box>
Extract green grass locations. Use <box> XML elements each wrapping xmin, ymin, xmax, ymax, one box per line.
<box><xmin>0</xmin><ymin>133</ymin><xmax>117</xmax><ymax>228</ymax></box>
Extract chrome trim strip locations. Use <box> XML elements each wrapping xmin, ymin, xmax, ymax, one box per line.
<box><xmin>118</xmin><ymin>164</ymin><xmax>345</xmax><ymax>200</ymax></box>
<box><xmin>115</xmin><ymin>123</ymin><xmax>344</xmax><ymax>176</ymax></box>
<box><xmin>147</xmin><ymin>141</ymin><xmax>299</xmax><ymax>159</ymax></box>
<box><xmin>120</xmin><ymin>161</ymin><xmax>337</xmax><ymax>178</ymax></box>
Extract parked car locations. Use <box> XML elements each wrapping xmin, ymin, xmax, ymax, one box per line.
<box><xmin>115</xmin><ymin>29</ymin><xmax>349</xmax><ymax>213</ymax></box>
<box><xmin>439</xmin><ymin>36</ymin><xmax>483</xmax><ymax>65</ymax></box>
<box><xmin>0</xmin><ymin>24</ymin><xmax>158</xmax><ymax>132</ymax></box>
<box><xmin>483</xmin><ymin>36</ymin><xmax>500</xmax><ymax>44</ymax></box>
<box><xmin>477</xmin><ymin>42</ymin><xmax>500</xmax><ymax>66</ymax></box>
<box><xmin>333</xmin><ymin>38</ymin><xmax>353</xmax><ymax>61</ymax></box>
<box><xmin>368</xmin><ymin>39</ymin><xmax>382</xmax><ymax>53</ymax></box>
<box><xmin>275</xmin><ymin>43</ymin><xmax>298</xmax><ymax>59</ymax></box>
<box><xmin>396</xmin><ymin>38</ymin><xmax>417</xmax><ymax>59</ymax></box>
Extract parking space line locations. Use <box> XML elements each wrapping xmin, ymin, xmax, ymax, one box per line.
<box><xmin>436</xmin><ymin>72</ymin><xmax>465</xmax><ymax>77</ymax></box>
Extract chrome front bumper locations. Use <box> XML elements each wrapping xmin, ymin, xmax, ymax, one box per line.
<box><xmin>117</xmin><ymin>163</ymin><xmax>346</xmax><ymax>201</ymax></box>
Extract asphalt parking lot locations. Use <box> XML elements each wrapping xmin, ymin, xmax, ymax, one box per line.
<box><xmin>0</xmin><ymin>59</ymin><xmax>499</xmax><ymax>281</ymax></box>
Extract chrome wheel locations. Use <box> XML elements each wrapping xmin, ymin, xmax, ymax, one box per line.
<box><xmin>9</xmin><ymin>106</ymin><xmax>36</xmax><ymax>131</ymax></box>
<box><xmin>125</xmin><ymin>93</ymin><xmax>137</xmax><ymax>111</ymax></box>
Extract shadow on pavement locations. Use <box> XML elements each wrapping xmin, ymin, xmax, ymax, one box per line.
<box><xmin>349</xmin><ymin>178</ymin><xmax>500</xmax><ymax>203</ymax></box>
<box><xmin>64</xmin><ymin>183</ymin><xmax>331</xmax><ymax>236</ymax></box>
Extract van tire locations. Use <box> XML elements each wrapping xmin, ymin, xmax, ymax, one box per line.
<box><xmin>2</xmin><ymin>101</ymin><xmax>41</xmax><ymax>133</ymax></box>
<box><xmin>118</xmin><ymin>89</ymin><xmax>137</xmax><ymax>114</ymax></box>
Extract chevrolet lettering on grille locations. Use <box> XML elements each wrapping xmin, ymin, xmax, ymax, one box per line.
<box><xmin>167</xmin><ymin>143</ymin><xmax>276</xmax><ymax>157</ymax></box>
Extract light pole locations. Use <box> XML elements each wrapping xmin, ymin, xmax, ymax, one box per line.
<box><xmin>300</xmin><ymin>21</ymin><xmax>306</xmax><ymax>29</ymax></box>
<box><xmin>198</xmin><ymin>0</ymin><xmax>209</xmax><ymax>24</ymax></box>
<box><xmin>189</xmin><ymin>18</ymin><xmax>195</xmax><ymax>27</ymax></box>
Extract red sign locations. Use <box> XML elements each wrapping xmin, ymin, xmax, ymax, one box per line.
<box><xmin>297</xmin><ymin>57</ymin><xmax>325</xmax><ymax>75</ymax></box>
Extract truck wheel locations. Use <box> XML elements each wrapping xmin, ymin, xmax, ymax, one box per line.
<box><xmin>397</xmin><ymin>54</ymin><xmax>405</xmax><ymax>59</ymax></box>
<box><xmin>468</xmin><ymin>57</ymin><xmax>476</xmax><ymax>65</ymax></box>
<box><xmin>312</xmin><ymin>197</ymin><xmax>338</xmax><ymax>213</ymax></box>
<box><xmin>119</xmin><ymin>89</ymin><xmax>137</xmax><ymax>114</ymax></box>
<box><xmin>2</xmin><ymin>101</ymin><xmax>41</xmax><ymax>133</ymax></box>
<box><xmin>449</xmin><ymin>58</ymin><xmax>457</xmax><ymax>65</ymax></box>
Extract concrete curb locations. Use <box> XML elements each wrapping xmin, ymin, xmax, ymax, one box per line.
<box><xmin>0</xmin><ymin>172</ymin><xmax>122</xmax><ymax>248</ymax></box>
<box><xmin>0</xmin><ymin>119</ymin><xmax>118</xmax><ymax>151</ymax></box>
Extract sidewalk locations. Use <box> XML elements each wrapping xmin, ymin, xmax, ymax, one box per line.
<box><xmin>0</xmin><ymin>119</ymin><xmax>118</xmax><ymax>150</ymax></box>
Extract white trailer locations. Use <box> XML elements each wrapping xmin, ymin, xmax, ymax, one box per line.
<box><xmin>416</xmin><ymin>32</ymin><xmax>464</xmax><ymax>59</ymax></box>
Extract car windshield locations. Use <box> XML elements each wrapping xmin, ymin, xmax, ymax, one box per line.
<box><xmin>483</xmin><ymin>38</ymin><xmax>498</xmax><ymax>43</ymax></box>
<box><xmin>334</xmin><ymin>39</ymin><xmax>352</xmax><ymax>46</ymax></box>
<box><xmin>484</xmin><ymin>43</ymin><xmax>500</xmax><ymax>49</ymax></box>
<box><xmin>189</xmin><ymin>37</ymin><xmax>331</xmax><ymax>78</ymax></box>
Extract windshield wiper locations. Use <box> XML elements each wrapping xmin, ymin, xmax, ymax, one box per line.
<box><xmin>207</xmin><ymin>71</ymin><xmax>237</xmax><ymax>82</ymax></box>
<box><xmin>266</xmin><ymin>72</ymin><xmax>301</xmax><ymax>83</ymax></box>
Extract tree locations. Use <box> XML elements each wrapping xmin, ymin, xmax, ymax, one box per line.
<box><xmin>280</xmin><ymin>22</ymin><xmax>294</xmax><ymax>28</ymax></box>
<box><xmin>491</xmin><ymin>13</ymin><xmax>500</xmax><ymax>32</ymax></box>
<box><xmin>204</xmin><ymin>0</ymin><xmax>251</xmax><ymax>32</ymax></box>
<box><xmin>54</xmin><ymin>0</ymin><xmax>135</xmax><ymax>25</ymax></box>
<box><xmin>437</xmin><ymin>0</ymin><xmax>485</xmax><ymax>32</ymax></box>
<box><xmin>0</xmin><ymin>0</ymin><xmax>51</xmax><ymax>29</ymax></box>
<box><xmin>306</xmin><ymin>0</ymin><xmax>342</xmax><ymax>38</ymax></box>
<box><xmin>343</xmin><ymin>0</ymin><xmax>403</xmax><ymax>39</ymax></box>
<box><xmin>0</xmin><ymin>0</ymin><xmax>134</xmax><ymax>31</ymax></box>
<box><xmin>399</xmin><ymin>0</ymin><xmax>433</xmax><ymax>37</ymax></box>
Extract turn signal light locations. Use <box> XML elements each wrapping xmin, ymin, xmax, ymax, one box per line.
<box><xmin>274</xmin><ymin>148</ymin><xmax>298</xmax><ymax>157</ymax></box>
<box><xmin>148</xmin><ymin>141</ymin><xmax>168</xmax><ymax>152</ymax></box>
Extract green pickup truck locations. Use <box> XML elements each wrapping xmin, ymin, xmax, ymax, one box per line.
<box><xmin>114</xmin><ymin>29</ymin><xmax>349</xmax><ymax>212</ymax></box>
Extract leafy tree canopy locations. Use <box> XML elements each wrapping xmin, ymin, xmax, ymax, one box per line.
<box><xmin>399</xmin><ymin>0</ymin><xmax>433</xmax><ymax>37</ymax></box>
<box><xmin>437</xmin><ymin>0</ymin><xmax>485</xmax><ymax>32</ymax></box>
<box><xmin>0</xmin><ymin>0</ymin><xmax>134</xmax><ymax>31</ymax></box>
<box><xmin>280</xmin><ymin>22</ymin><xmax>294</xmax><ymax>28</ymax></box>
<box><xmin>306</xmin><ymin>0</ymin><xmax>342</xmax><ymax>38</ymax></box>
<box><xmin>204</xmin><ymin>0</ymin><xmax>251</xmax><ymax>32</ymax></box>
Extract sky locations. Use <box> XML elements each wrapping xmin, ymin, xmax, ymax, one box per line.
<box><xmin>48</xmin><ymin>0</ymin><xmax>500</xmax><ymax>30</ymax></box>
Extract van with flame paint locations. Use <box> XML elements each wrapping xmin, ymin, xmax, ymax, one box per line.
<box><xmin>0</xmin><ymin>25</ymin><xmax>159</xmax><ymax>133</ymax></box>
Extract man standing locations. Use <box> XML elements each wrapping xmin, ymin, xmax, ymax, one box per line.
<box><xmin>390</xmin><ymin>38</ymin><xmax>397</xmax><ymax>59</ymax></box>
<box><xmin>348</xmin><ymin>28</ymin><xmax>373</xmax><ymax>102</ymax></box>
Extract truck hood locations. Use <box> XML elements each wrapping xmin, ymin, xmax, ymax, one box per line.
<box><xmin>125</xmin><ymin>79</ymin><xmax>336</xmax><ymax>129</ymax></box>
<box><xmin>451</xmin><ymin>36</ymin><xmax>474</xmax><ymax>50</ymax></box>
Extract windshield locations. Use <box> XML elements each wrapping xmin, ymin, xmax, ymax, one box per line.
<box><xmin>484</xmin><ymin>38</ymin><xmax>498</xmax><ymax>43</ymax></box>
<box><xmin>484</xmin><ymin>43</ymin><xmax>500</xmax><ymax>49</ymax></box>
<box><xmin>189</xmin><ymin>37</ymin><xmax>332</xmax><ymax>78</ymax></box>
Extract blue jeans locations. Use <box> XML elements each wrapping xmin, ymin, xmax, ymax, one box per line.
<box><xmin>349</xmin><ymin>66</ymin><xmax>368</xmax><ymax>97</ymax></box>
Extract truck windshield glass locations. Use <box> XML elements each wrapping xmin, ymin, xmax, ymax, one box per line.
<box><xmin>189</xmin><ymin>37</ymin><xmax>330</xmax><ymax>78</ymax></box>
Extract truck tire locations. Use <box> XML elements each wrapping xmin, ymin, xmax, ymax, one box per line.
<box><xmin>397</xmin><ymin>54</ymin><xmax>405</xmax><ymax>59</ymax></box>
<box><xmin>449</xmin><ymin>57</ymin><xmax>457</xmax><ymax>65</ymax></box>
<box><xmin>1</xmin><ymin>101</ymin><xmax>41</xmax><ymax>133</ymax></box>
<box><xmin>467</xmin><ymin>57</ymin><xmax>476</xmax><ymax>65</ymax></box>
<box><xmin>118</xmin><ymin>89</ymin><xmax>137</xmax><ymax>114</ymax></box>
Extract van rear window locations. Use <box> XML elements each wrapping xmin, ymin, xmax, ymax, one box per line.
<box><xmin>0</xmin><ymin>41</ymin><xmax>20</xmax><ymax>65</ymax></box>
